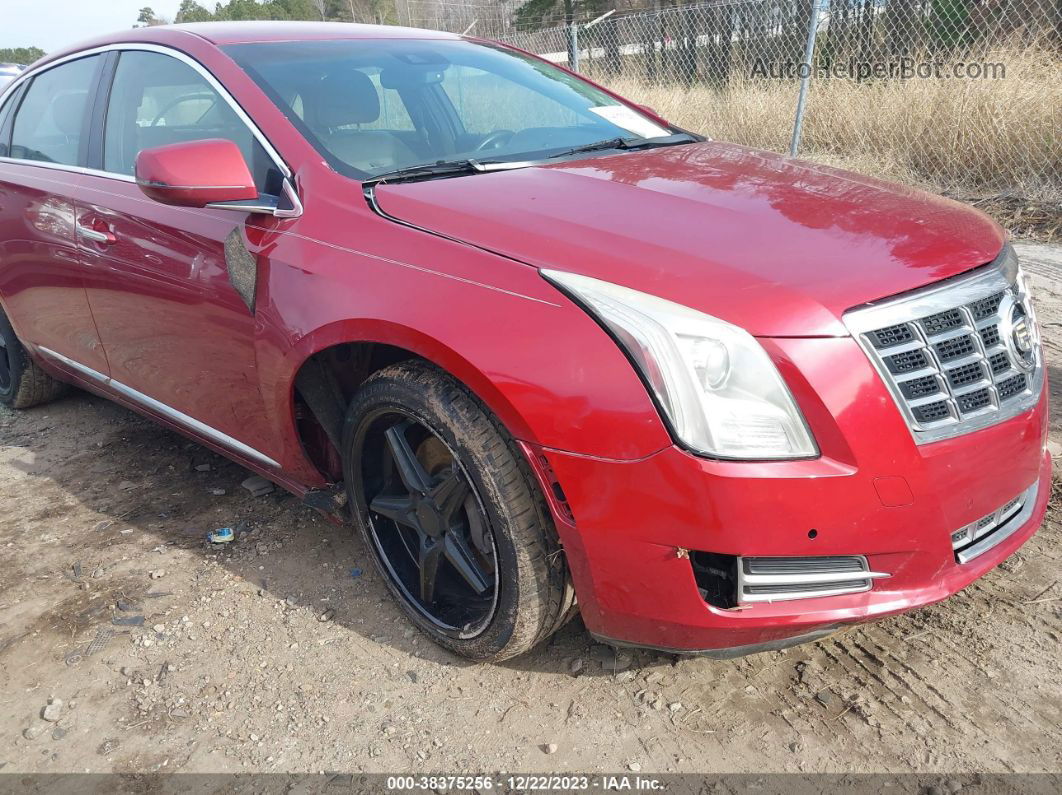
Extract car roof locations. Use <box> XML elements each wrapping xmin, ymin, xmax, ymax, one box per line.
<box><xmin>33</xmin><ymin>21</ymin><xmax>462</xmax><ymax>71</ymax></box>
<box><xmin>168</xmin><ymin>21</ymin><xmax>460</xmax><ymax>45</ymax></box>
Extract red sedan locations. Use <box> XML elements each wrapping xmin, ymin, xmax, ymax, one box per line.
<box><xmin>0</xmin><ymin>22</ymin><xmax>1047</xmax><ymax>661</ymax></box>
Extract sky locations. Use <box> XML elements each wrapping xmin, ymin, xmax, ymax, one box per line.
<box><xmin>2</xmin><ymin>0</ymin><xmax>184</xmax><ymax>54</ymax></box>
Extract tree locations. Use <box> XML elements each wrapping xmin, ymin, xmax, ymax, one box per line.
<box><xmin>0</xmin><ymin>47</ymin><xmax>46</xmax><ymax>65</ymax></box>
<box><xmin>175</xmin><ymin>0</ymin><xmax>214</xmax><ymax>22</ymax></box>
<box><xmin>930</xmin><ymin>0</ymin><xmax>977</xmax><ymax>50</ymax></box>
<box><xmin>170</xmin><ymin>0</ymin><xmax>396</xmax><ymax>25</ymax></box>
<box><xmin>513</xmin><ymin>0</ymin><xmax>564</xmax><ymax>30</ymax></box>
<box><xmin>136</xmin><ymin>6</ymin><xmax>170</xmax><ymax>25</ymax></box>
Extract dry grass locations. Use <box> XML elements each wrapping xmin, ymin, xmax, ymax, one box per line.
<box><xmin>600</xmin><ymin>42</ymin><xmax>1062</xmax><ymax>209</ymax></box>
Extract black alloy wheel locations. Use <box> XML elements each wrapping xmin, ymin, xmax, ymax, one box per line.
<box><xmin>362</xmin><ymin>412</ymin><xmax>499</xmax><ymax>636</ymax></box>
<box><xmin>343</xmin><ymin>361</ymin><xmax>574</xmax><ymax>661</ymax></box>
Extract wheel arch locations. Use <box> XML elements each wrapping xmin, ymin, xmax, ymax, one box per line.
<box><xmin>279</xmin><ymin>317</ymin><xmax>538</xmax><ymax>482</ymax></box>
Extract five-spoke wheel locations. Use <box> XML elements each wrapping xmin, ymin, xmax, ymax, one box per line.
<box><xmin>343</xmin><ymin>360</ymin><xmax>573</xmax><ymax>660</ymax></box>
<box><xmin>364</xmin><ymin>416</ymin><xmax>498</xmax><ymax>636</ymax></box>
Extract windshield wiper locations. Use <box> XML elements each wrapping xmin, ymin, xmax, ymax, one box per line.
<box><xmin>366</xmin><ymin>133</ymin><xmax>698</xmax><ymax>185</ymax></box>
<box><xmin>366</xmin><ymin>158</ymin><xmax>536</xmax><ymax>186</ymax></box>
<box><xmin>547</xmin><ymin>133</ymin><xmax>698</xmax><ymax>160</ymax></box>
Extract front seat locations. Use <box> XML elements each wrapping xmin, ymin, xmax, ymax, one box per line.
<box><xmin>46</xmin><ymin>90</ymin><xmax>88</xmax><ymax>164</ymax></box>
<box><xmin>305</xmin><ymin>71</ymin><xmax>417</xmax><ymax>173</ymax></box>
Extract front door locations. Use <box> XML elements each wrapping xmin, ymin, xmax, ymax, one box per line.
<box><xmin>75</xmin><ymin>48</ymin><xmax>287</xmax><ymax>465</ymax></box>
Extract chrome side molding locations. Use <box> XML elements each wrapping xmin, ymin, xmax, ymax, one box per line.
<box><xmin>37</xmin><ymin>347</ymin><xmax>280</xmax><ymax>469</ymax></box>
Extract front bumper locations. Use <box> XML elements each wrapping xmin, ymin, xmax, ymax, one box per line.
<box><xmin>530</xmin><ymin>337</ymin><xmax>1050</xmax><ymax>655</ymax></box>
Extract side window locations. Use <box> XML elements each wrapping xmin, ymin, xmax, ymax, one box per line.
<box><xmin>104</xmin><ymin>51</ymin><xmax>279</xmax><ymax>194</ymax></box>
<box><xmin>10</xmin><ymin>56</ymin><xmax>100</xmax><ymax>166</ymax></box>
<box><xmin>0</xmin><ymin>84</ymin><xmax>23</xmax><ymax>157</ymax></box>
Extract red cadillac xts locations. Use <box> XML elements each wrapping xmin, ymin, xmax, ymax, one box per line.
<box><xmin>0</xmin><ymin>22</ymin><xmax>1048</xmax><ymax>660</ymax></box>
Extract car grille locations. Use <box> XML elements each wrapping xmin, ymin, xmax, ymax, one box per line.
<box><xmin>736</xmin><ymin>555</ymin><xmax>889</xmax><ymax>604</ymax></box>
<box><xmin>843</xmin><ymin>247</ymin><xmax>1042</xmax><ymax>444</ymax></box>
<box><xmin>952</xmin><ymin>481</ymin><xmax>1038</xmax><ymax>564</ymax></box>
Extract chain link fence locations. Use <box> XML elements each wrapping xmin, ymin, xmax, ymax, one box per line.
<box><xmin>407</xmin><ymin>1</ymin><xmax>1061</xmax><ymax>211</ymax></box>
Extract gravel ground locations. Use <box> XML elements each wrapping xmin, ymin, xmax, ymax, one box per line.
<box><xmin>0</xmin><ymin>243</ymin><xmax>1060</xmax><ymax>777</ymax></box>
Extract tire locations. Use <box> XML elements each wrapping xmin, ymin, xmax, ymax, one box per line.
<box><xmin>0</xmin><ymin>308</ymin><xmax>68</xmax><ymax>409</ymax></box>
<box><xmin>343</xmin><ymin>360</ymin><xmax>573</xmax><ymax>661</ymax></box>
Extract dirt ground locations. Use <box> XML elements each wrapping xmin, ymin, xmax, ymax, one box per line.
<box><xmin>0</xmin><ymin>243</ymin><xmax>1060</xmax><ymax>778</ymax></box>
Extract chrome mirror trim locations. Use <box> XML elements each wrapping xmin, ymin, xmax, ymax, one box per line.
<box><xmin>203</xmin><ymin>177</ymin><xmax>301</xmax><ymax>218</ymax></box>
<box><xmin>274</xmin><ymin>177</ymin><xmax>303</xmax><ymax>218</ymax></box>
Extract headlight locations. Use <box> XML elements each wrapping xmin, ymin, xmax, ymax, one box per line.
<box><xmin>543</xmin><ymin>270</ymin><xmax>817</xmax><ymax>460</ymax></box>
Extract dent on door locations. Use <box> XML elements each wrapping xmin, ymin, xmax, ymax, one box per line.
<box><xmin>74</xmin><ymin>176</ymin><xmax>275</xmax><ymax>459</ymax></box>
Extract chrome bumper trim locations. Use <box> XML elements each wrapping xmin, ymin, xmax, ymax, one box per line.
<box><xmin>955</xmin><ymin>481</ymin><xmax>1039</xmax><ymax>564</ymax></box>
<box><xmin>736</xmin><ymin>555</ymin><xmax>890</xmax><ymax>604</ymax></box>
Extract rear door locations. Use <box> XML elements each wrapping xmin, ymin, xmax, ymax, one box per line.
<box><xmin>74</xmin><ymin>47</ymin><xmax>287</xmax><ymax>465</ymax></box>
<box><xmin>0</xmin><ymin>54</ymin><xmax>109</xmax><ymax>375</ymax></box>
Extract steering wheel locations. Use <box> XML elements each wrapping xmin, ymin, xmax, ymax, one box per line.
<box><xmin>150</xmin><ymin>93</ymin><xmax>218</xmax><ymax>127</ymax></box>
<box><xmin>474</xmin><ymin>130</ymin><xmax>515</xmax><ymax>153</ymax></box>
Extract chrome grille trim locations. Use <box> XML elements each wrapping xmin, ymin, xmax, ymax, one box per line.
<box><xmin>953</xmin><ymin>481</ymin><xmax>1038</xmax><ymax>564</ymax></box>
<box><xmin>736</xmin><ymin>555</ymin><xmax>890</xmax><ymax>604</ymax></box>
<box><xmin>843</xmin><ymin>246</ymin><xmax>1043</xmax><ymax>444</ymax></box>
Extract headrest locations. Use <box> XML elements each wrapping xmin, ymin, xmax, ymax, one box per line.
<box><xmin>308</xmin><ymin>71</ymin><xmax>380</xmax><ymax>129</ymax></box>
<box><xmin>52</xmin><ymin>91</ymin><xmax>87</xmax><ymax>136</ymax></box>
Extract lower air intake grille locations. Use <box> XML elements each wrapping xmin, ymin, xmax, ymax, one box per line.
<box><xmin>952</xmin><ymin>481</ymin><xmax>1038</xmax><ymax>564</ymax></box>
<box><xmin>737</xmin><ymin>555</ymin><xmax>889</xmax><ymax>604</ymax></box>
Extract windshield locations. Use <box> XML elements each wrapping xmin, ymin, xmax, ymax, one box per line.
<box><xmin>225</xmin><ymin>38</ymin><xmax>673</xmax><ymax>179</ymax></box>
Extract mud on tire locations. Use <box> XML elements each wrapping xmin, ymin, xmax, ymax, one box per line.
<box><xmin>342</xmin><ymin>360</ymin><xmax>574</xmax><ymax>661</ymax></box>
<box><xmin>0</xmin><ymin>308</ymin><xmax>68</xmax><ymax>409</ymax></box>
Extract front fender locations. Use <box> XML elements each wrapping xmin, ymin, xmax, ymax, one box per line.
<box><xmin>251</xmin><ymin>205</ymin><xmax>671</xmax><ymax>485</ymax></box>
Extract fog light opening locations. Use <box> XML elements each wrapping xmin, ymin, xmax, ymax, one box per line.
<box><xmin>689</xmin><ymin>551</ymin><xmax>738</xmax><ymax>609</ymax></box>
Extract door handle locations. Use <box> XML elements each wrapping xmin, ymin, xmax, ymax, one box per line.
<box><xmin>76</xmin><ymin>223</ymin><xmax>116</xmax><ymax>245</ymax></box>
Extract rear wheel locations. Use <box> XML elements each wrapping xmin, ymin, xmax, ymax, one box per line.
<box><xmin>343</xmin><ymin>360</ymin><xmax>573</xmax><ymax>661</ymax></box>
<box><xmin>0</xmin><ymin>309</ymin><xmax>68</xmax><ymax>409</ymax></box>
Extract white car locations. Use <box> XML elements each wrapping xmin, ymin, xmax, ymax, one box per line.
<box><xmin>0</xmin><ymin>64</ymin><xmax>24</xmax><ymax>90</ymax></box>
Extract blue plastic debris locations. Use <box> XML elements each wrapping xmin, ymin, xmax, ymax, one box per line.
<box><xmin>208</xmin><ymin>527</ymin><xmax>235</xmax><ymax>544</ymax></box>
<box><xmin>350</xmin><ymin>567</ymin><xmax>363</xmax><ymax>578</ymax></box>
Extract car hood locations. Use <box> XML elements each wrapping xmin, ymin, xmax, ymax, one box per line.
<box><xmin>372</xmin><ymin>142</ymin><xmax>1005</xmax><ymax>336</ymax></box>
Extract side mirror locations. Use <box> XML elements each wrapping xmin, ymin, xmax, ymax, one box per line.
<box><xmin>135</xmin><ymin>139</ymin><xmax>259</xmax><ymax>208</ymax></box>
